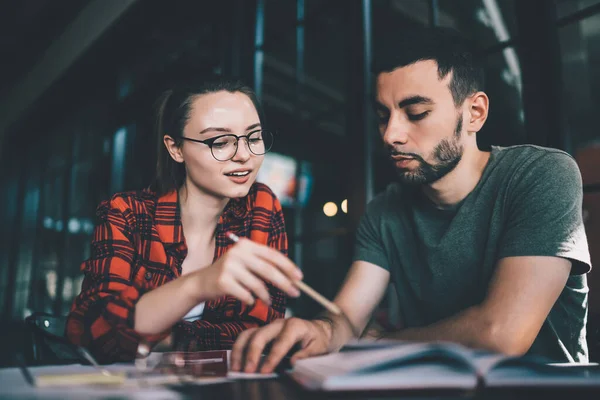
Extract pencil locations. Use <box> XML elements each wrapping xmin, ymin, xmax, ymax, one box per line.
<box><xmin>226</xmin><ymin>232</ymin><xmax>341</xmax><ymax>315</ymax></box>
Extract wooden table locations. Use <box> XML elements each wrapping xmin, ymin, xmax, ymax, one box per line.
<box><xmin>2</xmin><ymin>363</ymin><xmax>600</xmax><ymax>400</ymax></box>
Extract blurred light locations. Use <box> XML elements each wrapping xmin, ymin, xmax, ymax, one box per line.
<box><xmin>44</xmin><ymin>320</ymin><xmax>50</xmax><ymax>328</ymax></box>
<box><xmin>63</xmin><ymin>278</ymin><xmax>73</xmax><ymax>299</ymax></box>
<box><xmin>256</xmin><ymin>153</ymin><xmax>297</xmax><ymax>207</ymax></box>
<box><xmin>46</xmin><ymin>271</ymin><xmax>57</xmax><ymax>299</ymax></box>
<box><xmin>43</xmin><ymin>217</ymin><xmax>53</xmax><ymax>229</ymax></box>
<box><xmin>68</xmin><ymin>218</ymin><xmax>81</xmax><ymax>234</ymax></box>
<box><xmin>118</xmin><ymin>74</ymin><xmax>132</xmax><ymax>100</ymax></box>
<box><xmin>323</xmin><ymin>202</ymin><xmax>338</xmax><ymax>217</ymax></box>
<box><xmin>55</xmin><ymin>220</ymin><xmax>63</xmax><ymax>232</ymax></box>
<box><xmin>341</xmin><ymin>199</ymin><xmax>348</xmax><ymax>214</ymax></box>
<box><xmin>83</xmin><ymin>219</ymin><xmax>95</xmax><ymax>235</ymax></box>
<box><xmin>297</xmin><ymin>161</ymin><xmax>313</xmax><ymax>207</ymax></box>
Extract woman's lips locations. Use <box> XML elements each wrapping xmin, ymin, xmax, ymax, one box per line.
<box><xmin>226</xmin><ymin>173</ymin><xmax>251</xmax><ymax>184</ymax></box>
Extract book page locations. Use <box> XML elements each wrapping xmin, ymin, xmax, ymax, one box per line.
<box><xmin>294</xmin><ymin>342</ymin><xmax>477</xmax><ymax>378</ymax></box>
<box><xmin>291</xmin><ymin>342</ymin><xmax>479</xmax><ymax>391</ymax></box>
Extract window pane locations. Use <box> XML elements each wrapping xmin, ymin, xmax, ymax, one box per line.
<box><xmin>0</xmin><ymin>148</ymin><xmax>21</xmax><ymax>315</ymax></box>
<box><xmin>559</xmin><ymin>12</ymin><xmax>600</xmax><ymax>151</ymax></box>
<box><xmin>263</xmin><ymin>0</ymin><xmax>347</xmax><ymax>138</ymax></box>
<box><xmin>29</xmin><ymin>114</ymin><xmax>113</xmax><ymax>316</ymax></box>
<box><xmin>61</xmin><ymin>130</ymin><xmax>112</xmax><ymax>315</ymax></box>
<box><xmin>382</xmin><ymin>0</ymin><xmax>518</xmax><ymax>49</ymax></box>
<box><xmin>28</xmin><ymin>134</ymin><xmax>69</xmax><ymax>316</ymax></box>
<box><xmin>437</xmin><ymin>0</ymin><xmax>517</xmax><ymax>49</ymax></box>
<box><xmin>381</xmin><ymin>0</ymin><xmax>433</xmax><ymax>25</ymax></box>
<box><xmin>303</xmin><ymin>0</ymin><xmax>347</xmax><ymax>98</ymax></box>
<box><xmin>479</xmin><ymin>47</ymin><xmax>525</xmax><ymax>148</ymax></box>
<box><xmin>556</xmin><ymin>0</ymin><xmax>600</xmax><ymax>19</ymax></box>
<box><xmin>264</xmin><ymin>0</ymin><xmax>296</xmax><ymax>67</ymax></box>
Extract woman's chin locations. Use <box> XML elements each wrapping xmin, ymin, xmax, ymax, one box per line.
<box><xmin>222</xmin><ymin>183</ymin><xmax>253</xmax><ymax>199</ymax></box>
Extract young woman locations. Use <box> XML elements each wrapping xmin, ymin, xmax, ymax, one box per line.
<box><xmin>66</xmin><ymin>79</ymin><xmax>302</xmax><ymax>363</ymax></box>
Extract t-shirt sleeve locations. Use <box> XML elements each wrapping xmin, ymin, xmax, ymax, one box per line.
<box><xmin>498</xmin><ymin>152</ymin><xmax>591</xmax><ymax>274</ymax></box>
<box><xmin>353</xmin><ymin>197</ymin><xmax>389</xmax><ymax>270</ymax></box>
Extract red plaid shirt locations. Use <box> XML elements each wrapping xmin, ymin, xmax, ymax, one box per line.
<box><xmin>66</xmin><ymin>183</ymin><xmax>287</xmax><ymax>363</ymax></box>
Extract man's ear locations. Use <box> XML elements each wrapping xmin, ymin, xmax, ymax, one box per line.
<box><xmin>466</xmin><ymin>91</ymin><xmax>489</xmax><ymax>134</ymax></box>
<box><xmin>163</xmin><ymin>135</ymin><xmax>184</xmax><ymax>163</ymax></box>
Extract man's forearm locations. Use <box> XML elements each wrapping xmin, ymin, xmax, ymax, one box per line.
<box><xmin>381</xmin><ymin>305</ymin><xmax>507</xmax><ymax>353</ymax></box>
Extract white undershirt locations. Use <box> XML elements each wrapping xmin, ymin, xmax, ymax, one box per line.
<box><xmin>183</xmin><ymin>302</ymin><xmax>205</xmax><ymax>322</ymax></box>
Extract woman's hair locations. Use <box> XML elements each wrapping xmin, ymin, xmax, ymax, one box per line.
<box><xmin>152</xmin><ymin>78</ymin><xmax>264</xmax><ymax>195</ymax></box>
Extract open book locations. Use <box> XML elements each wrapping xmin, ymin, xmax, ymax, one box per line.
<box><xmin>290</xmin><ymin>341</ymin><xmax>600</xmax><ymax>391</ymax></box>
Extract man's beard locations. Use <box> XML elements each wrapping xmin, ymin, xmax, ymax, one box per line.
<box><xmin>389</xmin><ymin>114</ymin><xmax>464</xmax><ymax>185</ymax></box>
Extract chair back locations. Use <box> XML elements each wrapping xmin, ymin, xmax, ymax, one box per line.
<box><xmin>24</xmin><ymin>312</ymin><xmax>80</xmax><ymax>365</ymax></box>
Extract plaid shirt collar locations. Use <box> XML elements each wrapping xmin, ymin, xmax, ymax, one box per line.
<box><xmin>155</xmin><ymin>189</ymin><xmax>252</xmax><ymax>245</ymax></box>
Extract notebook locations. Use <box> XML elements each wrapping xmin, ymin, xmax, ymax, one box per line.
<box><xmin>28</xmin><ymin>350</ymin><xmax>275</xmax><ymax>388</ymax></box>
<box><xmin>289</xmin><ymin>341</ymin><xmax>600</xmax><ymax>391</ymax></box>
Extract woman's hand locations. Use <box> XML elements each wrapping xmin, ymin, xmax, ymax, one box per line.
<box><xmin>190</xmin><ymin>238</ymin><xmax>303</xmax><ymax>305</ymax></box>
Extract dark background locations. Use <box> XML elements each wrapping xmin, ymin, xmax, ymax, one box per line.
<box><xmin>1</xmin><ymin>0</ymin><xmax>599</xmax><ymax>366</ymax></box>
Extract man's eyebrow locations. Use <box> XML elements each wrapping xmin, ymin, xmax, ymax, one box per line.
<box><xmin>373</xmin><ymin>96</ymin><xmax>434</xmax><ymax>112</ymax></box>
<box><xmin>397</xmin><ymin>95</ymin><xmax>434</xmax><ymax>108</ymax></box>
<box><xmin>373</xmin><ymin>101</ymin><xmax>389</xmax><ymax>112</ymax></box>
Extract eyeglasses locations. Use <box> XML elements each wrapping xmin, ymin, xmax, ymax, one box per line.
<box><xmin>180</xmin><ymin>129</ymin><xmax>274</xmax><ymax>161</ymax></box>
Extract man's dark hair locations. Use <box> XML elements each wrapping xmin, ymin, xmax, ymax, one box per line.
<box><xmin>374</xmin><ymin>26</ymin><xmax>484</xmax><ymax>106</ymax></box>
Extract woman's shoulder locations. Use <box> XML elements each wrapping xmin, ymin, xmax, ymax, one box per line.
<box><xmin>96</xmin><ymin>189</ymin><xmax>158</xmax><ymax>216</ymax></box>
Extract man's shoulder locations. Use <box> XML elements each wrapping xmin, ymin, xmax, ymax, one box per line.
<box><xmin>493</xmin><ymin>144</ymin><xmax>575</xmax><ymax>168</ymax></box>
<box><xmin>492</xmin><ymin>144</ymin><xmax>580</xmax><ymax>184</ymax></box>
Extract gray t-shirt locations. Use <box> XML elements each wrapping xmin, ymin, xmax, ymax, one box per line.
<box><xmin>354</xmin><ymin>145</ymin><xmax>591</xmax><ymax>362</ymax></box>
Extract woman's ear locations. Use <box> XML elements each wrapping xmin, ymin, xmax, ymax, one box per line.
<box><xmin>466</xmin><ymin>91</ymin><xmax>489</xmax><ymax>134</ymax></box>
<box><xmin>163</xmin><ymin>135</ymin><xmax>185</xmax><ymax>163</ymax></box>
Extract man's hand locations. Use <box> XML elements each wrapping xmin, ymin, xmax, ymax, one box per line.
<box><xmin>230</xmin><ymin>317</ymin><xmax>332</xmax><ymax>373</ymax></box>
<box><xmin>230</xmin><ymin>260</ymin><xmax>391</xmax><ymax>373</ymax></box>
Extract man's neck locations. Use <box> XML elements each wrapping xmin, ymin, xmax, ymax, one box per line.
<box><xmin>421</xmin><ymin>146</ymin><xmax>491</xmax><ymax>209</ymax></box>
